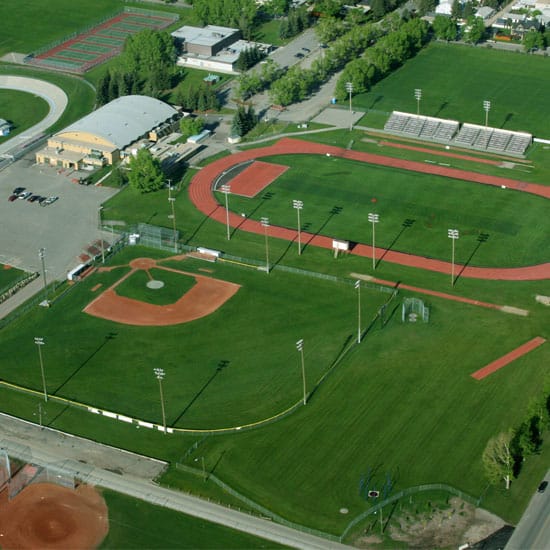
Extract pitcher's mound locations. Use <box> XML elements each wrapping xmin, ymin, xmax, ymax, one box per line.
<box><xmin>147</xmin><ymin>280</ymin><xmax>164</xmax><ymax>289</ymax></box>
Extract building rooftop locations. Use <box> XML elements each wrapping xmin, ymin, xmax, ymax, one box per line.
<box><xmin>58</xmin><ymin>95</ymin><xmax>178</xmax><ymax>150</ymax></box>
<box><xmin>171</xmin><ymin>25</ymin><xmax>239</xmax><ymax>48</ymax></box>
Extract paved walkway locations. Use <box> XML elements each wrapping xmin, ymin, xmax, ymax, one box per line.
<box><xmin>0</xmin><ymin>414</ymin><xmax>348</xmax><ymax>549</ymax></box>
<box><xmin>0</xmin><ymin>76</ymin><xmax>68</xmax><ymax>157</ymax></box>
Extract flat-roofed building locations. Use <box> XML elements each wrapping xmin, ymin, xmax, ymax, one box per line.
<box><xmin>171</xmin><ymin>25</ymin><xmax>241</xmax><ymax>57</ymax></box>
<box><xmin>36</xmin><ymin>95</ymin><xmax>179</xmax><ymax>169</ymax></box>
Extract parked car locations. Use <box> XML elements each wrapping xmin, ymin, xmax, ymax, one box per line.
<box><xmin>27</xmin><ymin>194</ymin><xmax>41</xmax><ymax>202</ymax></box>
<box><xmin>37</xmin><ymin>196</ymin><xmax>47</xmax><ymax>205</ymax></box>
<box><xmin>295</xmin><ymin>52</ymin><xmax>304</xmax><ymax>58</ymax></box>
<box><xmin>19</xmin><ymin>191</ymin><xmax>32</xmax><ymax>200</ymax></box>
<box><xmin>12</xmin><ymin>186</ymin><xmax>25</xmax><ymax>195</ymax></box>
<box><xmin>538</xmin><ymin>480</ymin><xmax>548</xmax><ymax>493</ymax></box>
<box><xmin>8</xmin><ymin>194</ymin><xmax>18</xmax><ymax>202</ymax></box>
<box><xmin>302</xmin><ymin>47</ymin><xmax>310</xmax><ymax>53</ymax></box>
<box><xmin>40</xmin><ymin>196</ymin><xmax>58</xmax><ymax>206</ymax></box>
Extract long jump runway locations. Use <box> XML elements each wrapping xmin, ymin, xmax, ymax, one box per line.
<box><xmin>189</xmin><ymin>138</ymin><xmax>550</xmax><ymax>281</ymax></box>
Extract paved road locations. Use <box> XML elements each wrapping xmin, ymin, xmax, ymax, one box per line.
<box><xmin>0</xmin><ymin>414</ymin><xmax>349</xmax><ymax>549</ymax></box>
<box><xmin>504</xmin><ymin>471</ymin><xmax>550</xmax><ymax>550</ymax></box>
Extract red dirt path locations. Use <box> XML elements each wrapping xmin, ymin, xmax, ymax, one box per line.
<box><xmin>189</xmin><ymin>138</ymin><xmax>550</xmax><ymax>281</ymax></box>
<box><xmin>84</xmin><ymin>257</ymin><xmax>240</xmax><ymax>326</ymax></box>
<box><xmin>224</xmin><ymin>161</ymin><xmax>289</xmax><ymax>197</ymax></box>
<box><xmin>0</xmin><ymin>483</ymin><xmax>108</xmax><ymax>549</ymax></box>
<box><xmin>471</xmin><ymin>337</ymin><xmax>546</xmax><ymax>380</ymax></box>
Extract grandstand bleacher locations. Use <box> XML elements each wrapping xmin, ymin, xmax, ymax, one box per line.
<box><xmin>383</xmin><ymin>112</ymin><xmax>531</xmax><ymax>156</ymax></box>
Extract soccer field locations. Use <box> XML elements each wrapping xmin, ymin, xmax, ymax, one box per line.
<box><xmin>355</xmin><ymin>43</ymin><xmax>550</xmax><ymax>138</ymax></box>
<box><xmin>216</xmin><ymin>154</ymin><xmax>549</xmax><ymax>268</ymax></box>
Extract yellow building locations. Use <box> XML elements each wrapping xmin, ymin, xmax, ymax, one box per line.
<box><xmin>36</xmin><ymin>95</ymin><xmax>179</xmax><ymax>169</ymax></box>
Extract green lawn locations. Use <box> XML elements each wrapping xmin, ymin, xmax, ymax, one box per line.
<box><xmin>0</xmin><ymin>90</ymin><xmax>48</xmax><ymax>144</ymax></box>
<box><xmin>0</xmin><ymin>264</ymin><xmax>26</xmax><ymax>292</ymax></box>
<box><xmin>101</xmin><ymin>489</ymin><xmax>285</xmax><ymax>549</ymax></box>
<box><xmin>213</xmin><ymin>153</ymin><xmax>548</xmax><ymax>268</ymax></box>
<box><xmin>354</xmin><ymin>42</ymin><xmax>550</xmax><ymax>138</ymax></box>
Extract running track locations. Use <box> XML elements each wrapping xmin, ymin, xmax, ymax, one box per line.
<box><xmin>189</xmin><ymin>138</ymin><xmax>550</xmax><ymax>281</ymax></box>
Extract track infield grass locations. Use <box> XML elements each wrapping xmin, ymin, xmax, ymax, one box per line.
<box><xmin>354</xmin><ymin>42</ymin><xmax>550</xmax><ymax>138</ymax></box>
<box><xmin>0</xmin><ymin>246</ymin><xmax>548</xmax><ymax>533</ymax></box>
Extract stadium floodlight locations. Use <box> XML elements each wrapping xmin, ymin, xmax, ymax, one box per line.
<box><xmin>38</xmin><ymin>248</ymin><xmax>48</xmax><ymax>302</ymax></box>
<box><xmin>34</xmin><ymin>337</ymin><xmax>48</xmax><ymax>402</ymax></box>
<box><xmin>448</xmin><ymin>229</ymin><xmax>460</xmax><ymax>286</ymax></box>
<box><xmin>292</xmin><ymin>200</ymin><xmax>303</xmax><ymax>255</ymax></box>
<box><xmin>168</xmin><ymin>197</ymin><xmax>177</xmax><ymax>252</ymax></box>
<box><xmin>153</xmin><ymin>367</ymin><xmax>167</xmax><ymax>435</ymax></box>
<box><xmin>355</xmin><ymin>280</ymin><xmax>361</xmax><ymax>344</ymax></box>
<box><xmin>221</xmin><ymin>184</ymin><xmax>231</xmax><ymax>240</ymax></box>
<box><xmin>345</xmin><ymin>82</ymin><xmax>354</xmax><ymax>131</ymax></box>
<box><xmin>368</xmin><ymin>213</ymin><xmax>379</xmax><ymax>270</ymax></box>
<box><xmin>414</xmin><ymin>88</ymin><xmax>422</xmax><ymax>116</ymax></box>
<box><xmin>483</xmin><ymin>100</ymin><xmax>491</xmax><ymax>128</ymax></box>
<box><xmin>261</xmin><ymin>217</ymin><xmax>270</xmax><ymax>273</ymax></box>
<box><xmin>296</xmin><ymin>339</ymin><xmax>307</xmax><ymax>405</ymax></box>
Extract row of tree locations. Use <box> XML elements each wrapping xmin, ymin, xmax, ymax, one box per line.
<box><xmin>279</xmin><ymin>6</ymin><xmax>312</xmax><ymax>40</ymax></box>
<box><xmin>173</xmin><ymin>82</ymin><xmax>220</xmax><ymax>112</ymax></box>
<box><xmin>231</xmin><ymin>104</ymin><xmax>258</xmax><ymax>137</ymax></box>
<box><xmin>190</xmin><ymin>0</ymin><xmax>258</xmax><ymax>38</ymax></box>
<box><xmin>235</xmin><ymin>46</ymin><xmax>266</xmax><ymax>72</ymax></box>
<box><xmin>235</xmin><ymin>58</ymin><xmax>283</xmax><ymax>100</ymax></box>
<box><xmin>483</xmin><ymin>383</ymin><xmax>550</xmax><ymax>490</ymax></box>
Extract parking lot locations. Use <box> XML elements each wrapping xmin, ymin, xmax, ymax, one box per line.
<box><xmin>0</xmin><ymin>154</ymin><xmax>118</xmax><ymax>280</ymax></box>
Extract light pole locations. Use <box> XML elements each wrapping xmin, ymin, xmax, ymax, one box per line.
<box><xmin>168</xmin><ymin>197</ymin><xmax>177</xmax><ymax>252</ymax></box>
<box><xmin>368</xmin><ymin>213</ymin><xmax>379</xmax><ymax>270</ymax></box>
<box><xmin>221</xmin><ymin>184</ymin><xmax>231</xmax><ymax>240</ymax></box>
<box><xmin>261</xmin><ymin>217</ymin><xmax>270</xmax><ymax>273</ymax></box>
<box><xmin>38</xmin><ymin>248</ymin><xmax>48</xmax><ymax>302</ymax></box>
<box><xmin>448</xmin><ymin>229</ymin><xmax>459</xmax><ymax>286</ymax></box>
<box><xmin>292</xmin><ymin>199</ymin><xmax>303</xmax><ymax>255</ymax></box>
<box><xmin>34</xmin><ymin>337</ymin><xmax>47</xmax><ymax>402</ymax></box>
<box><xmin>355</xmin><ymin>279</ymin><xmax>361</xmax><ymax>344</ymax></box>
<box><xmin>296</xmin><ymin>339</ymin><xmax>307</xmax><ymax>405</ymax></box>
<box><xmin>414</xmin><ymin>88</ymin><xmax>422</xmax><ymax>116</ymax></box>
<box><xmin>153</xmin><ymin>367</ymin><xmax>167</xmax><ymax>435</ymax></box>
<box><xmin>98</xmin><ymin>206</ymin><xmax>104</xmax><ymax>263</ymax></box>
<box><xmin>483</xmin><ymin>100</ymin><xmax>491</xmax><ymax>128</ymax></box>
<box><xmin>345</xmin><ymin>81</ymin><xmax>354</xmax><ymax>131</ymax></box>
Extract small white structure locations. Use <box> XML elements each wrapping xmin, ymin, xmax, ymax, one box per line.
<box><xmin>0</xmin><ymin>119</ymin><xmax>11</xmax><ymax>136</ymax></box>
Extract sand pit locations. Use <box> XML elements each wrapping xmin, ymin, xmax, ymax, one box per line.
<box><xmin>0</xmin><ymin>483</ymin><xmax>108</xmax><ymax>549</ymax></box>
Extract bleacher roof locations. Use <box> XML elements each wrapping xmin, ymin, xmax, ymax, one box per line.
<box><xmin>57</xmin><ymin>95</ymin><xmax>178</xmax><ymax>150</ymax></box>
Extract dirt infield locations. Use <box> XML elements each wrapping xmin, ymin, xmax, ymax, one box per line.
<box><xmin>225</xmin><ymin>160</ymin><xmax>289</xmax><ymax>197</ymax></box>
<box><xmin>189</xmin><ymin>138</ymin><xmax>550</xmax><ymax>281</ymax></box>
<box><xmin>0</xmin><ymin>483</ymin><xmax>108</xmax><ymax>549</ymax></box>
<box><xmin>84</xmin><ymin>257</ymin><xmax>240</xmax><ymax>326</ymax></box>
<box><xmin>471</xmin><ymin>337</ymin><xmax>546</xmax><ymax>380</ymax></box>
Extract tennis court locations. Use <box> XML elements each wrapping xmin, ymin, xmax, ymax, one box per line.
<box><xmin>26</xmin><ymin>8</ymin><xmax>178</xmax><ymax>74</ymax></box>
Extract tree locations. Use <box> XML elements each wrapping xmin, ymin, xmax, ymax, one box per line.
<box><xmin>451</xmin><ymin>0</ymin><xmax>462</xmax><ymax>20</ymax></box>
<box><xmin>97</xmin><ymin>73</ymin><xmax>110</xmax><ymax>106</ymax></box>
<box><xmin>314</xmin><ymin>0</ymin><xmax>345</xmax><ymax>17</ymax></box>
<box><xmin>315</xmin><ymin>16</ymin><xmax>346</xmax><ymax>43</ymax></box>
<box><xmin>179</xmin><ymin>116</ymin><xmax>205</xmax><ymax>140</ymax></box>
<box><xmin>263</xmin><ymin>0</ymin><xmax>290</xmax><ymax>16</ymax></box>
<box><xmin>465</xmin><ymin>16</ymin><xmax>486</xmax><ymax>44</ymax></box>
<box><xmin>482</xmin><ymin>431</ymin><xmax>514</xmax><ymax>490</ymax></box>
<box><xmin>432</xmin><ymin>15</ymin><xmax>458</xmax><ymax>41</ymax></box>
<box><xmin>417</xmin><ymin>0</ymin><xmax>437</xmax><ymax>16</ymax></box>
<box><xmin>523</xmin><ymin>30</ymin><xmax>545</xmax><ymax>52</ymax></box>
<box><xmin>128</xmin><ymin>148</ymin><xmax>164</xmax><ymax>194</ymax></box>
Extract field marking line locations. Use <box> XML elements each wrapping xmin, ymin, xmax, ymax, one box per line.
<box><xmin>471</xmin><ymin>337</ymin><xmax>546</xmax><ymax>380</ymax></box>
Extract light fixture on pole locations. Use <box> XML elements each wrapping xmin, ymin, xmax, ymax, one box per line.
<box><xmin>355</xmin><ymin>280</ymin><xmax>361</xmax><ymax>343</ymax></box>
<box><xmin>483</xmin><ymin>100</ymin><xmax>491</xmax><ymax>128</ymax></box>
<box><xmin>168</xmin><ymin>197</ymin><xmax>177</xmax><ymax>252</ymax></box>
<box><xmin>167</xmin><ymin>179</ymin><xmax>172</xmax><ymax>201</ymax></box>
<box><xmin>34</xmin><ymin>337</ymin><xmax>48</xmax><ymax>402</ymax></box>
<box><xmin>153</xmin><ymin>367</ymin><xmax>167</xmax><ymax>435</ymax></box>
<box><xmin>368</xmin><ymin>212</ymin><xmax>379</xmax><ymax>270</ymax></box>
<box><xmin>38</xmin><ymin>248</ymin><xmax>48</xmax><ymax>302</ymax></box>
<box><xmin>345</xmin><ymin>82</ymin><xmax>354</xmax><ymax>131</ymax></box>
<box><xmin>414</xmin><ymin>88</ymin><xmax>422</xmax><ymax>116</ymax></box>
<box><xmin>98</xmin><ymin>206</ymin><xmax>105</xmax><ymax>263</ymax></box>
<box><xmin>221</xmin><ymin>184</ymin><xmax>231</xmax><ymax>240</ymax></box>
<box><xmin>292</xmin><ymin>199</ymin><xmax>303</xmax><ymax>255</ymax></box>
<box><xmin>260</xmin><ymin>217</ymin><xmax>270</xmax><ymax>273</ymax></box>
<box><xmin>296</xmin><ymin>339</ymin><xmax>307</xmax><ymax>405</ymax></box>
<box><xmin>448</xmin><ymin>229</ymin><xmax>459</xmax><ymax>286</ymax></box>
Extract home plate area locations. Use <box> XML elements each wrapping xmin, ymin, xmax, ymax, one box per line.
<box><xmin>83</xmin><ymin>256</ymin><xmax>240</xmax><ymax>326</ymax></box>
